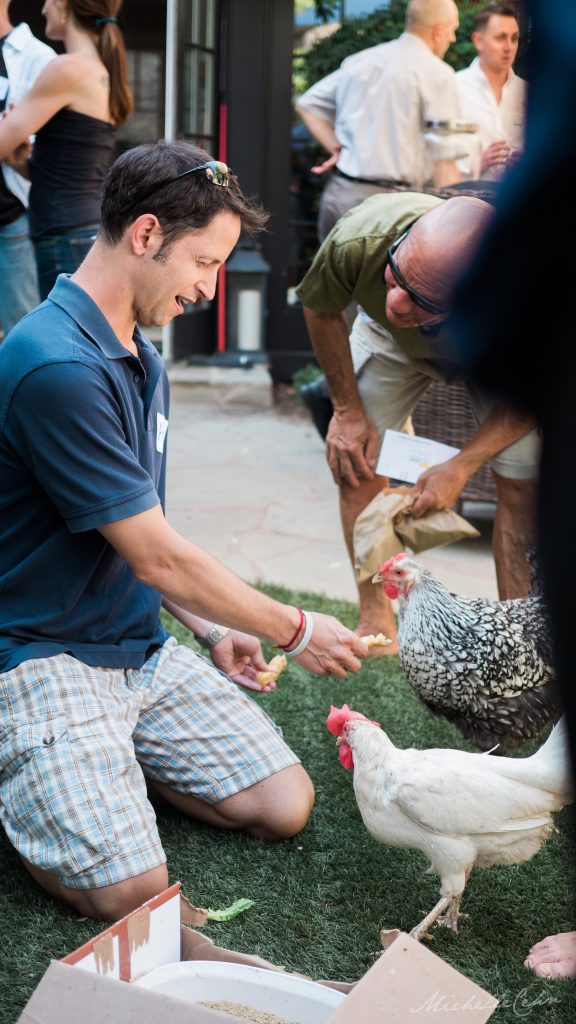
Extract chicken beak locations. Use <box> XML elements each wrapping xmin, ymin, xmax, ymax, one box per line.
<box><xmin>335</xmin><ymin>735</ymin><xmax>343</xmax><ymax>748</ymax></box>
<box><xmin>372</xmin><ymin>572</ymin><xmax>384</xmax><ymax>584</ymax></box>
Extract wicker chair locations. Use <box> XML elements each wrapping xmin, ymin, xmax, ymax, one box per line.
<box><xmin>412</xmin><ymin>379</ymin><xmax>497</xmax><ymax>504</ymax></box>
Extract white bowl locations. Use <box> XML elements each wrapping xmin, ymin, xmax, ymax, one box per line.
<box><xmin>134</xmin><ymin>959</ymin><xmax>346</xmax><ymax>1023</ymax></box>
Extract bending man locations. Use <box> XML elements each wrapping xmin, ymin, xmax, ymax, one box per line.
<box><xmin>296</xmin><ymin>191</ymin><xmax>539</xmax><ymax>649</ymax></box>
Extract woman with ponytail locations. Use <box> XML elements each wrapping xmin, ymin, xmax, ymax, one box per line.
<box><xmin>0</xmin><ymin>1</ymin><xmax>133</xmax><ymax>299</ymax></box>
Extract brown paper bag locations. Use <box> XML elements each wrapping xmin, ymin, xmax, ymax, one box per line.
<box><xmin>353</xmin><ymin>487</ymin><xmax>480</xmax><ymax>584</ymax></box>
<box><xmin>396</xmin><ymin>507</ymin><xmax>480</xmax><ymax>552</ymax></box>
<box><xmin>353</xmin><ymin>489</ymin><xmax>411</xmax><ymax>584</ymax></box>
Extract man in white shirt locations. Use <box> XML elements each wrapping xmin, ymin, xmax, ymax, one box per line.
<box><xmin>456</xmin><ymin>4</ymin><xmax>527</xmax><ymax>182</ymax></box>
<box><xmin>296</xmin><ymin>0</ymin><xmax>462</xmax><ymax>240</ymax></box>
<box><xmin>0</xmin><ymin>2</ymin><xmax>54</xmax><ymax>339</ymax></box>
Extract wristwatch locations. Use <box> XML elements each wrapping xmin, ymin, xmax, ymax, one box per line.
<box><xmin>198</xmin><ymin>625</ymin><xmax>230</xmax><ymax>649</ymax></box>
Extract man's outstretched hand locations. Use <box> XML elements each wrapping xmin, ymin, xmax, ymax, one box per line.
<box><xmin>210</xmin><ymin>631</ymin><xmax>277</xmax><ymax>691</ymax></box>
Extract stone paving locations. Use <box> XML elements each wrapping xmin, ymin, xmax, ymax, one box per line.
<box><xmin>166</xmin><ymin>365</ymin><xmax>498</xmax><ymax>604</ymax></box>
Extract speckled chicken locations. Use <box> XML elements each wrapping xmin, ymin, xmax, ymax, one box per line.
<box><xmin>372</xmin><ymin>553</ymin><xmax>559</xmax><ymax>753</ymax></box>
<box><xmin>326</xmin><ymin>705</ymin><xmax>573</xmax><ymax>940</ymax></box>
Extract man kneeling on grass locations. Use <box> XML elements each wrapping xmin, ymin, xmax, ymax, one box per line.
<box><xmin>0</xmin><ymin>140</ymin><xmax>366</xmax><ymax>922</ymax></box>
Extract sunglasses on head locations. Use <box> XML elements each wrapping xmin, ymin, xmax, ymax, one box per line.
<box><xmin>119</xmin><ymin>160</ymin><xmax>231</xmax><ymax>215</ymax></box>
<box><xmin>386</xmin><ymin>224</ymin><xmax>448</xmax><ymax>318</ymax></box>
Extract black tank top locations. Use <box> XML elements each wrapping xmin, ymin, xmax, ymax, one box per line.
<box><xmin>29</xmin><ymin>109</ymin><xmax>117</xmax><ymax>240</ymax></box>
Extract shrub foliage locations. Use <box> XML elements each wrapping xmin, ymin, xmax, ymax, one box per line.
<box><xmin>298</xmin><ymin>1</ymin><xmax>529</xmax><ymax>93</ymax></box>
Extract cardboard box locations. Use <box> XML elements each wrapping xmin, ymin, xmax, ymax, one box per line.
<box><xmin>17</xmin><ymin>883</ymin><xmax>498</xmax><ymax>1023</ymax></box>
<box><xmin>328</xmin><ymin>930</ymin><xmax>499</xmax><ymax>1022</ymax></box>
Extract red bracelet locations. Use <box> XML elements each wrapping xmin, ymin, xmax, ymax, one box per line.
<box><xmin>277</xmin><ymin>608</ymin><xmax>305</xmax><ymax>651</ymax></box>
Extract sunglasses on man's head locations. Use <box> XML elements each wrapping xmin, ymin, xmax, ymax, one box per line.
<box><xmin>386</xmin><ymin>224</ymin><xmax>448</xmax><ymax>318</ymax></box>
<box><xmin>119</xmin><ymin>160</ymin><xmax>231</xmax><ymax>215</ymax></box>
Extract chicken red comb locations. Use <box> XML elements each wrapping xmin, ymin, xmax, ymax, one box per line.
<box><xmin>378</xmin><ymin>552</ymin><xmax>408</xmax><ymax>574</ymax></box>
<box><xmin>326</xmin><ymin>704</ymin><xmax>380</xmax><ymax>736</ymax></box>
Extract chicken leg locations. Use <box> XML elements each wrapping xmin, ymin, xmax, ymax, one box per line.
<box><xmin>410</xmin><ymin>869</ymin><xmax>472</xmax><ymax>942</ymax></box>
<box><xmin>410</xmin><ymin>896</ymin><xmax>452</xmax><ymax>942</ymax></box>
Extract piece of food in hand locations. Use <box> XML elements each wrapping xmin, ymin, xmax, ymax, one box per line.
<box><xmin>255</xmin><ymin>671</ymin><xmax>277</xmax><ymax>688</ymax></box>
<box><xmin>360</xmin><ymin>633</ymin><xmax>392</xmax><ymax>648</ymax></box>
<box><xmin>255</xmin><ymin>654</ymin><xmax>287</xmax><ymax>689</ymax></box>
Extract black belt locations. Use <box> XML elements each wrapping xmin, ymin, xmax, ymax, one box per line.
<box><xmin>334</xmin><ymin>166</ymin><xmax>409</xmax><ymax>189</ymax></box>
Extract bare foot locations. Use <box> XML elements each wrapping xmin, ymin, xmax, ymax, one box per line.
<box><xmin>354</xmin><ymin>578</ymin><xmax>397</xmax><ymax>654</ymax></box>
<box><xmin>524</xmin><ymin>932</ymin><xmax>576</xmax><ymax>979</ymax></box>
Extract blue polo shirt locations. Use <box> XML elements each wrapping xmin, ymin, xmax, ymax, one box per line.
<box><xmin>0</xmin><ymin>276</ymin><xmax>170</xmax><ymax>672</ymax></box>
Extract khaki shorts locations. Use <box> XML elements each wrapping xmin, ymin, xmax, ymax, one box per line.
<box><xmin>350</xmin><ymin>314</ymin><xmax>540</xmax><ymax>480</ymax></box>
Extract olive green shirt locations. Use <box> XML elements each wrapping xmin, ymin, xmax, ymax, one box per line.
<box><xmin>295</xmin><ymin>191</ymin><xmax>454</xmax><ymax>363</ymax></box>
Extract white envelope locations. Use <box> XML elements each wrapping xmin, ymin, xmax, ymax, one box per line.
<box><xmin>376</xmin><ymin>429</ymin><xmax>459</xmax><ymax>484</ymax></box>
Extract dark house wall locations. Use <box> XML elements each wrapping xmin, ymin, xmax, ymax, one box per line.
<box><xmin>10</xmin><ymin>0</ymin><xmax>164</xmax><ymax>49</ymax></box>
<box><xmin>223</xmin><ymin>0</ymin><xmax>312</xmax><ymax>380</ymax></box>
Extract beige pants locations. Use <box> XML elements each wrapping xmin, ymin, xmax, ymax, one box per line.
<box><xmin>318</xmin><ymin>174</ymin><xmax>397</xmax><ymax>241</ymax></box>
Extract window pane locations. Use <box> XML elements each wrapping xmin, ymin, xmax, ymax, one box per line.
<box><xmin>184</xmin><ymin>0</ymin><xmax>217</xmax><ymax>47</ymax></box>
<box><xmin>119</xmin><ymin>50</ymin><xmax>164</xmax><ymax>146</ymax></box>
<box><xmin>182</xmin><ymin>49</ymin><xmax>215</xmax><ymax>139</ymax></box>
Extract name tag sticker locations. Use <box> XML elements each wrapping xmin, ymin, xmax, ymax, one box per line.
<box><xmin>156</xmin><ymin>413</ymin><xmax>169</xmax><ymax>453</ymax></box>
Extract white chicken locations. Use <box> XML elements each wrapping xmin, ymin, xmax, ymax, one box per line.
<box><xmin>326</xmin><ymin>704</ymin><xmax>573</xmax><ymax>940</ymax></box>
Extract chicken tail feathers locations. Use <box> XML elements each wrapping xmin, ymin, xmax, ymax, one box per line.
<box><xmin>483</xmin><ymin>715</ymin><xmax>574</xmax><ymax>806</ymax></box>
<box><xmin>525</xmin><ymin>716</ymin><xmax>574</xmax><ymax>802</ymax></box>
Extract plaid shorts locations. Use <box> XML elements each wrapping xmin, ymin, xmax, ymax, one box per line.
<box><xmin>0</xmin><ymin>638</ymin><xmax>298</xmax><ymax>889</ymax></box>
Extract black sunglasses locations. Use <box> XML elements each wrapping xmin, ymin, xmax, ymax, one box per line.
<box><xmin>119</xmin><ymin>160</ymin><xmax>231</xmax><ymax>215</ymax></box>
<box><xmin>386</xmin><ymin>224</ymin><xmax>448</xmax><ymax>318</ymax></box>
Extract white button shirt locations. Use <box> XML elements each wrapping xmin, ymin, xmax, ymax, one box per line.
<box><xmin>297</xmin><ymin>32</ymin><xmax>462</xmax><ymax>189</ymax></box>
<box><xmin>1</xmin><ymin>23</ymin><xmax>56</xmax><ymax>206</ymax></box>
<box><xmin>456</xmin><ymin>57</ymin><xmax>527</xmax><ymax>181</ymax></box>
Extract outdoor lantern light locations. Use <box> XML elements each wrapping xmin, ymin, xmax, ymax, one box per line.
<box><xmin>225</xmin><ymin>243</ymin><xmax>271</xmax><ymax>355</ymax></box>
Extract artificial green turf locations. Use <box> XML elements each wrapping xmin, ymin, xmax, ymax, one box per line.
<box><xmin>1</xmin><ymin>584</ymin><xmax>575</xmax><ymax>1022</ymax></box>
